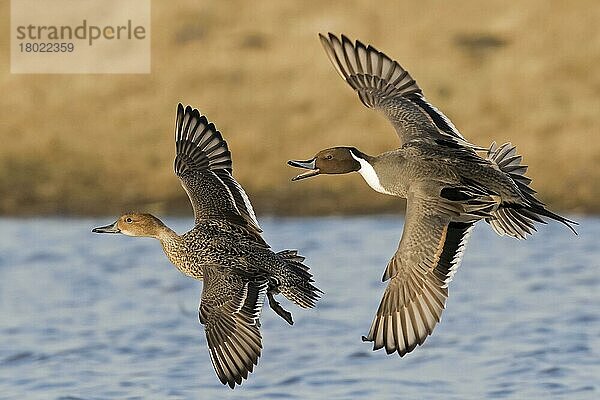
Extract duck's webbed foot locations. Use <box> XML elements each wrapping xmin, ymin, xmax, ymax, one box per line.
<box><xmin>267</xmin><ymin>291</ymin><xmax>294</xmax><ymax>325</ymax></box>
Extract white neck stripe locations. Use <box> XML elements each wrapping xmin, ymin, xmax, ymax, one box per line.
<box><xmin>350</xmin><ymin>152</ymin><xmax>390</xmax><ymax>194</ymax></box>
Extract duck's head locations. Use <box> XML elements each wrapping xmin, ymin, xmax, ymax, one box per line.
<box><xmin>288</xmin><ymin>147</ymin><xmax>362</xmax><ymax>181</ymax></box>
<box><xmin>92</xmin><ymin>213</ymin><xmax>167</xmax><ymax>238</ymax></box>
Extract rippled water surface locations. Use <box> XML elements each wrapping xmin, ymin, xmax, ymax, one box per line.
<box><xmin>0</xmin><ymin>216</ymin><xmax>598</xmax><ymax>399</ymax></box>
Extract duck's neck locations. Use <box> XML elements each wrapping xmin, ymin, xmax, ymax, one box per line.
<box><xmin>349</xmin><ymin>149</ymin><xmax>390</xmax><ymax>195</ymax></box>
<box><xmin>156</xmin><ymin>225</ymin><xmax>179</xmax><ymax>243</ymax></box>
<box><xmin>155</xmin><ymin>226</ymin><xmax>183</xmax><ymax>264</ymax></box>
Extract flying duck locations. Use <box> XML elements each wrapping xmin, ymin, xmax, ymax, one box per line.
<box><xmin>94</xmin><ymin>104</ymin><xmax>321</xmax><ymax>388</ymax></box>
<box><xmin>288</xmin><ymin>33</ymin><xmax>577</xmax><ymax>357</ymax></box>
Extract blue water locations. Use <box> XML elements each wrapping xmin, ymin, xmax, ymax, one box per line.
<box><xmin>0</xmin><ymin>216</ymin><xmax>598</xmax><ymax>399</ymax></box>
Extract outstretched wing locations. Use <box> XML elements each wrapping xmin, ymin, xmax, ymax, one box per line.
<box><xmin>174</xmin><ymin>104</ymin><xmax>262</xmax><ymax>236</ymax></box>
<box><xmin>363</xmin><ymin>193</ymin><xmax>474</xmax><ymax>356</ymax></box>
<box><xmin>319</xmin><ymin>33</ymin><xmax>478</xmax><ymax>149</ymax></box>
<box><xmin>199</xmin><ymin>265</ymin><xmax>268</xmax><ymax>389</ymax></box>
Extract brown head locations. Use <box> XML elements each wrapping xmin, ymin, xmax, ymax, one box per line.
<box><xmin>288</xmin><ymin>147</ymin><xmax>363</xmax><ymax>181</ymax></box>
<box><xmin>92</xmin><ymin>213</ymin><xmax>168</xmax><ymax>238</ymax></box>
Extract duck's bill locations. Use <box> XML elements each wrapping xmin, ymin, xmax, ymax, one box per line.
<box><xmin>92</xmin><ymin>221</ymin><xmax>121</xmax><ymax>234</ymax></box>
<box><xmin>288</xmin><ymin>159</ymin><xmax>320</xmax><ymax>181</ymax></box>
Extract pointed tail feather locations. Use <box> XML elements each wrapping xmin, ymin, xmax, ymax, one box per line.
<box><xmin>486</xmin><ymin>142</ymin><xmax>578</xmax><ymax>238</ymax></box>
<box><xmin>277</xmin><ymin>250</ymin><xmax>322</xmax><ymax>309</ymax></box>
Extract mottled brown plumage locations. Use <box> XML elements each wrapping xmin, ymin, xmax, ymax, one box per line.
<box><xmin>94</xmin><ymin>104</ymin><xmax>321</xmax><ymax>388</ymax></box>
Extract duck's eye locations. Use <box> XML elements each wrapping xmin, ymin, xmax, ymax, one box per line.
<box><xmin>325</xmin><ymin>155</ymin><xmax>333</xmax><ymax>160</ymax></box>
<box><xmin>125</xmin><ymin>217</ymin><xmax>133</xmax><ymax>223</ymax></box>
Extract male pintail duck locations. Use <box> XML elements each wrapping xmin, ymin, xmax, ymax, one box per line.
<box><xmin>288</xmin><ymin>33</ymin><xmax>577</xmax><ymax>357</ymax></box>
<box><xmin>94</xmin><ymin>104</ymin><xmax>321</xmax><ymax>388</ymax></box>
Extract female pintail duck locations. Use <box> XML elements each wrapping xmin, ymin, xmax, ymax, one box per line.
<box><xmin>289</xmin><ymin>33</ymin><xmax>577</xmax><ymax>357</ymax></box>
<box><xmin>94</xmin><ymin>104</ymin><xmax>321</xmax><ymax>388</ymax></box>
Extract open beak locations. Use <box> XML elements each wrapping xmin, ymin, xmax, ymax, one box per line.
<box><xmin>287</xmin><ymin>158</ymin><xmax>320</xmax><ymax>181</ymax></box>
<box><xmin>92</xmin><ymin>221</ymin><xmax>121</xmax><ymax>234</ymax></box>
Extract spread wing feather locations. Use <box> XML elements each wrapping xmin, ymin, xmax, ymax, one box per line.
<box><xmin>199</xmin><ymin>265</ymin><xmax>267</xmax><ymax>388</ymax></box>
<box><xmin>363</xmin><ymin>193</ymin><xmax>474</xmax><ymax>356</ymax></box>
<box><xmin>174</xmin><ymin>104</ymin><xmax>262</xmax><ymax>236</ymax></box>
<box><xmin>319</xmin><ymin>33</ymin><xmax>480</xmax><ymax>149</ymax></box>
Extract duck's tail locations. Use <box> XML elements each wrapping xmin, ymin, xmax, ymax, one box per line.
<box><xmin>485</xmin><ymin>142</ymin><xmax>578</xmax><ymax>239</ymax></box>
<box><xmin>276</xmin><ymin>250</ymin><xmax>322</xmax><ymax>309</ymax></box>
